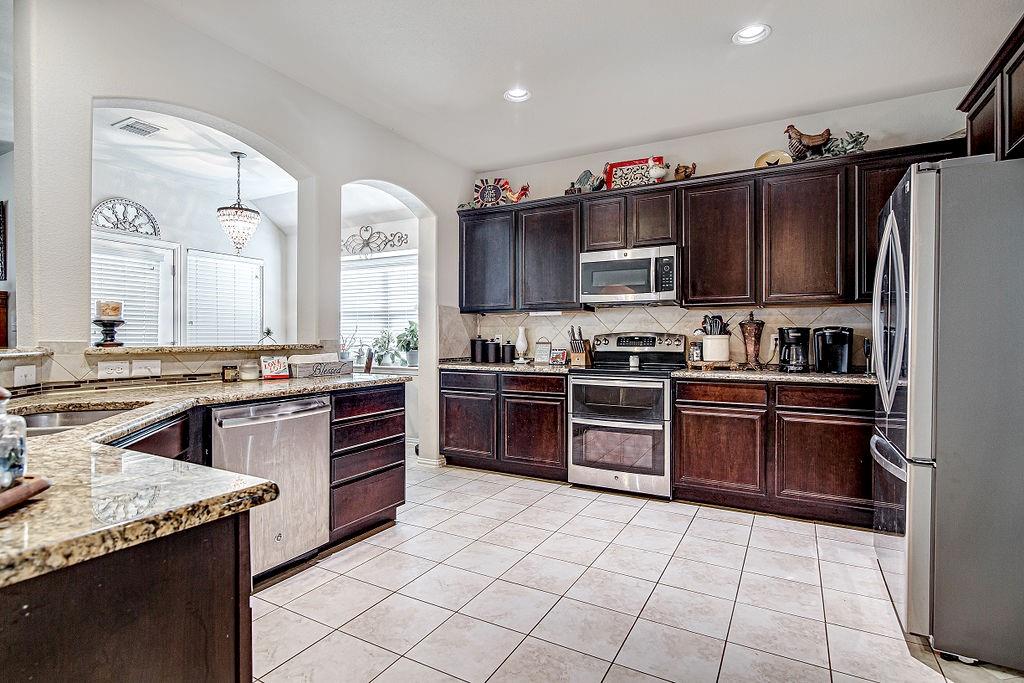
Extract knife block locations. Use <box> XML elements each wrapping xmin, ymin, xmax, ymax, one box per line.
<box><xmin>570</xmin><ymin>341</ymin><xmax>592</xmax><ymax>368</ymax></box>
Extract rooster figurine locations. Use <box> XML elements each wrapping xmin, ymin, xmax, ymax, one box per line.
<box><xmin>784</xmin><ymin>124</ymin><xmax>831</xmax><ymax>160</ymax></box>
<box><xmin>674</xmin><ymin>162</ymin><xmax>697</xmax><ymax>181</ymax></box>
<box><xmin>503</xmin><ymin>183</ymin><xmax>530</xmax><ymax>204</ymax></box>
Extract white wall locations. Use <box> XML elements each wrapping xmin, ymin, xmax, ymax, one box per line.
<box><xmin>0</xmin><ymin>151</ymin><xmax>15</xmax><ymax>344</ymax></box>
<box><xmin>13</xmin><ymin>0</ymin><xmax>474</xmax><ymax>464</ymax></box>
<box><xmin>91</xmin><ymin>162</ymin><xmax>292</xmax><ymax>341</ymax></box>
<box><xmin>479</xmin><ymin>88</ymin><xmax>968</xmax><ymax>199</ymax></box>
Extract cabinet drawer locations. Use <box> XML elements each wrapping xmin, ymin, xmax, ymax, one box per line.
<box><xmin>332</xmin><ymin>412</ymin><xmax>405</xmax><ymax>453</ymax></box>
<box><xmin>675</xmin><ymin>381</ymin><xmax>768</xmax><ymax>405</ymax></box>
<box><xmin>500</xmin><ymin>373</ymin><xmax>566</xmax><ymax>395</ymax></box>
<box><xmin>440</xmin><ymin>371</ymin><xmax>498</xmax><ymax>392</ymax></box>
<box><xmin>776</xmin><ymin>384</ymin><xmax>874</xmax><ymax>412</ymax></box>
<box><xmin>331</xmin><ymin>439</ymin><xmax>405</xmax><ymax>485</ymax></box>
<box><xmin>330</xmin><ymin>465</ymin><xmax>404</xmax><ymax>538</ymax></box>
<box><xmin>332</xmin><ymin>386</ymin><xmax>404</xmax><ymax>421</ymax></box>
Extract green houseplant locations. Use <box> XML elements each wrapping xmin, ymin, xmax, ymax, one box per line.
<box><xmin>371</xmin><ymin>329</ymin><xmax>398</xmax><ymax>366</ymax></box>
<box><xmin>396</xmin><ymin>321</ymin><xmax>419</xmax><ymax>367</ymax></box>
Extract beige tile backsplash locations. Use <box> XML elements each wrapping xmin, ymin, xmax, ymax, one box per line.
<box><xmin>470</xmin><ymin>304</ymin><xmax>872</xmax><ymax>367</ymax></box>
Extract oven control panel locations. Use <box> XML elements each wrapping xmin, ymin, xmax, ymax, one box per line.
<box><xmin>592</xmin><ymin>332</ymin><xmax>687</xmax><ymax>351</ymax></box>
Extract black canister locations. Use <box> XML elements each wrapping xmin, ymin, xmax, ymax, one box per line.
<box><xmin>470</xmin><ymin>336</ymin><xmax>486</xmax><ymax>363</ymax></box>
<box><xmin>484</xmin><ymin>341</ymin><xmax>501</xmax><ymax>363</ymax></box>
<box><xmin>501</xmin><ymin>343</ymin><xmax>516</xmax><ymax>363</ymax></box>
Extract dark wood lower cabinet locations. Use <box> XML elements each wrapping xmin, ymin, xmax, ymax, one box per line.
<box><xmin>500</xmin><ymin>394</ymin><xmax>567</xmax><ymax>478</ymax></box>
<box><xmin>672</xmin><ymin>380</ymin><xmax>875</xmax><ymax>526</ymax></box>
<box><xmin>672</xmin><ymin>403</ymin><xmax>769</xmax><ymax>507</ymax></box>
<box><xmin>440</xmin><ymin>370</ymin><xmax>567</xmax><ymax>480</ymax></box>
<box><xmin>0</xmin><ymin>513</ymin><xmax>252</xmax><ymax>681</ymax></box>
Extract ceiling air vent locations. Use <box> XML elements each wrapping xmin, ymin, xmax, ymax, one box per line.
<box><xmin>110</xmin><ymin>117</ymin><xmax>164</xmax><ymax>138</ymax></box>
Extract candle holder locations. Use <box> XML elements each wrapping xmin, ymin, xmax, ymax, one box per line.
<box><xmin>739</xmin><ymin>311</ymin><xmax>765</xmax><ymax>370</ymax></box>
<box><xmin>92</xmin><ymin>318</ymin><xmax>125</xmax><ymax>347</ymax></box>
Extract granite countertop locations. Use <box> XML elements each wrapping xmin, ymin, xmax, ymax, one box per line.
<box><xmin>439</xmin><ymin>361</ymin><xmax>569</xmax><ymax>374</ymax></box>
<box><xmin>671</xmin><ymin>368</ymin><xmax>877</xmax><ymax>384</ymax></box>
<box><xmin>0</xmin><ymin>347</ymin><xmax>53</xmax><ymax>361</ymax></box>
<box><xmin>83</xmin><ymin>343</ymin><xmax>323</xmax><ymax>356</ymax></box>
<box><xmin>0</xmin><ymin>373</ymin><xmax>410</xmax><ymax>588</ymax></box>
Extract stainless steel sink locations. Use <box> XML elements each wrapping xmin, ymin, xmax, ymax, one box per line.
<box><xmin>23</xmin><ymin>409</ymin><xmax>126</xmax><ymax>436</ymax></box>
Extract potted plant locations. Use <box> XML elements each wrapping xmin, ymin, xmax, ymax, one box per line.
<box><xmin>339</xmin><ymin>328</ymin><xmax>359</xmax><ymax>360</ymax></box>
<box><xmin>397</xmin><ymin>321</ymin><xmax>419</xmax><ymax>367</ymax></box>
<box><xmin>371</xmin><ymin>330</ymin><xmax>398</xmax><ymax>366</ymax></box>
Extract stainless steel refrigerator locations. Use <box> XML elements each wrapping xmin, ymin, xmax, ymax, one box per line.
<box><xmin>871</xmin><ymin>155</ymin><xmax>1024</xmax><ymax>670</ymax></box>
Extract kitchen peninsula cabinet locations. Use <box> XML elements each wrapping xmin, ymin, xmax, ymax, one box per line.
<box><xmin>680</xmin><ymin>179</ymin><xmax>756</xmax><ymax>305</ymax></box>
<box><xmin>671</xmin><ymin>379</ymin><xmax>876</xmax><ymax>527</ymax></box>
<box><xmin>440</xmin><ymin>370</ymin><xmax>567</xmax><ymax>479</ymax></box>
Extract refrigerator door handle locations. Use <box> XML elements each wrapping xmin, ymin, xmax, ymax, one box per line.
<box><xmin>870</xmin><ymin>435</ymin><xmax>908</xmax><ymax>483</ymax></box>
<box><xmin>887</xmin><ymin>220</ymin><xmax>909</xmax><ymax>413</ymax></box>
<box><xmin>873</xmin><ymin>213</ymin><xmax>895</xmax><ymax>411</ymax></box>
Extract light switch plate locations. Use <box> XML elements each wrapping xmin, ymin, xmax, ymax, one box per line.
<box><xmin>13</xmin><ymin>365</ymin><xmax>36</xmax><ymax>387</ymax></box>
<box><xmin>131</xmin><ymin>359</ymin><xmax>161</xmax><ymax>378</ymax></box>
<box><xmin>98</xmin><ymin>360</ymin><xmax>130</xmax><ymax>380</ymax></box>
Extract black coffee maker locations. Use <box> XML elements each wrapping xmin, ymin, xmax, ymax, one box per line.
<box><xmin>813</xmin><ymin>327</ymin><xmax>853</xmax><ymax>374</ymax></box>
<box><xmin>778</xmin><ymin>327</ymin><xmax>811</xmax><ymax>373</ymax></box>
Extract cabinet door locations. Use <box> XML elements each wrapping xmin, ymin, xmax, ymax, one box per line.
<box><xmin>1004</xmin><ymin>43</ymin><xmax>1024</xmax><ymax>158</ymax></box>
<box><xmin>460</xmin><ymin>212</ymin><xmax>515</xmax><ymax>312</ymax></box>
<box><xmin>628</xmin><ymin>189</ymin><xmax>676</xmax><ymax>247</ymax></box>
<box><xmin>761</xmin><ymin>168</ymin><xmax>845</xmax><ymax>304</ymax></box>
<box><xmin>116</xmin><ymin>414</ymin><xmax>192</xmax><ymax>461</ymax></box>
<box><xmin>774</xmin><ymin>411</ymin><xmax>874</xmax><ymax>510</ymax></box>
<box><xmin>967</xmin><ymin>80</ymin><xmax>999</xmax><ymax>157</ymax></box>
<box><xmin>517</xmin><ymin>203</ymin><xmax>580</xmax><ymax>310</ymax></box>
<box><xmin>501</xmin><ymin>395</ymin><xmax>566</xmax><ymax>472</ymax></box>
<box><xmin>440</xmin><ymin>390</ymin><xmax>497</xmax><ymax>460</ymax></box>
<box><xmin>680</xmin><ymin>180</ymin><xmax>756</xmax><ymax>305</ymax></box>
<box><xmin>672</xmin><ymin>403</ymin><xmax>767</xmax><ymax>497</ymax></box>
<box><xmin>583</xmin><ymin>196</ymin><xmax>627</xmax><ymax>251</ymax></box>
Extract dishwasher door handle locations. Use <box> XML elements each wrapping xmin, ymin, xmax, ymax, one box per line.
<box><xmin>215</xmin><ymin>401</ymin><xmax>331</xmax><ymax>429</ymax></box>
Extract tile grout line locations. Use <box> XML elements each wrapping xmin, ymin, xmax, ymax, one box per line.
<box><xmin>716</xmin><ymin>523</ymin><xmax>752</xmax><ymax>681</ymax></box>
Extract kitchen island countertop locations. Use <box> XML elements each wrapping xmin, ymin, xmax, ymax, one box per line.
<box><xmin>0</xmin><ymin>373</ymin><xmax>410</xmax><ymax>588</ymax></box>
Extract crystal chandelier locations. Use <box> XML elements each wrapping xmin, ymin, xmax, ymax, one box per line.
<box><xmin>216</xmin><ymin>151</ymin><xmax>261</xmax><ymax>253</ymax></box>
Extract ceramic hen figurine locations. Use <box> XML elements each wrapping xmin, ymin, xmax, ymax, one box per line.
<box><xmin>784</xmin><ymin>124</ymin><xmax>831</xmax><ymax>160</ymax></box>
<box><xmin>674</xmin><ymin>162</ymin><xmax>697</xmax><ymax>180</ymax></box>
<box><xmin>647</xmin><ymin>157</ymin><xmax>669</xmax><ymax>181</ymax></box>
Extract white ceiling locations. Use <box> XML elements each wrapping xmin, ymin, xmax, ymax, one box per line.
<box><xmin>146</xmin><ymin>0</ymin><xmax>1023</xmax><ymax>171</ymax></box>
<box><xmin>92</xmin><ymin>107</ymin><xmax>297</xmax><ymax>200</ymax></box>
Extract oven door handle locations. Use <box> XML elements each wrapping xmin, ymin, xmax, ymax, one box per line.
<box><xmin>571</xmin><ymin>417</ymin><xmax>665</xmax><ymax>431</ymax></box>
<box><xmin>569</xmin><ymin>378</ymin><xmax>668</xmax><ymax>390</ymax></box>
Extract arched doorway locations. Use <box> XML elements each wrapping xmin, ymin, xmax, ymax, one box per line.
<box><xmin>341</xmin><ymin>180</ymin><xmax>440</xmax><ymax>466</ymax></box>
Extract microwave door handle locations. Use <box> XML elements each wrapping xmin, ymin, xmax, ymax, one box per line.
<box><xmin>873</xmin><ymin>213</ymin><xmax>895</xmax><ymax>412</ymax></box>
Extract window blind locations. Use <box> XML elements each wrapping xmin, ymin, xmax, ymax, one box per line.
<box><xmin>187</xmin><ymin>250</ymin><xmax>263</xmax><ymax>345</ymax></box>
<box><xmin>340</xmin><ymin>251</ymin><xmax>418</xmax><ymax>346</ymax></box>
<box><xmin>90</xmin><ymin>238</ymin><xmax>173</xmax><ymax>346</ymax></box>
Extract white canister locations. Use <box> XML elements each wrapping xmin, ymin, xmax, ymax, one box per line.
<box><xmin>701</xmin><ymin>335</ymin><xmax>730</xmax><ymax>362</ymax></box>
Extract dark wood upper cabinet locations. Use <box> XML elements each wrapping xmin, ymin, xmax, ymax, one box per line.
<box><xmin>761</xmin><ymin>167</ymin><xmax>845</xmax><ymax>304</ymax></box>
<box><xmin>517</xmin><ymin>203</ymin><xmax>580</xmax><ymax>310</ymax></box>
<box><xmin>959</xmin><ymin>13</ymin><xmax>1024</xmax><ymax>159</ymax></box>
<box><xmin>680</xmin><ymin>179</ymin><xmax>756</xmax><ymax>306</ymax></box>
<box><xmin>582</xmin><ymin>195</ymin><xmax>627</xmax><ymax>251</ymax></box>
<box><xmin>460</xmin><ymin>212</ymin><xmax>515</xmax><ymax>312</ymax></box>
<box><xmin>628</xmin><ymin>188</ymin><xmax>676</xmax><ymax>247</ymax></box>
<box><xmin>1003</xmin><ymin>42</ymin><xmax>1024</xmax><ymax>158</ymax></box>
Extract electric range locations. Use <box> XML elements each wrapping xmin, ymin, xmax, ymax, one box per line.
<box><xmin>567</xmin><ymin>332</ymin><xmax>687</xmax><ymax>498</ymax></box>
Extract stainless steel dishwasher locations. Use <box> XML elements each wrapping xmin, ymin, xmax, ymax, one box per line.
<box><xmin>212</xmin><ymin>396</ymin><xmax>330</xmax><ymax>576</ymax></box>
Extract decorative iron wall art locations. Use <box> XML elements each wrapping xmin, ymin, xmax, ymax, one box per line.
<box><xmin>91</xmin><ymin>197</ymin><xmax>161</xmax><ymax>237</ymax></box>
<box><xmin>341</xmin><ymin>225</ymin><xmax>411</xmax><ymax>255</ymax></box>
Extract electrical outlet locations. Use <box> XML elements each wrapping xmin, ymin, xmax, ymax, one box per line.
<box><xmin>131</xmin><ymin>359</ymin><xmax>162</xmax><ymax>378</ymax></box>
<box><xmin>98</xmin><ymin>361</ymin><xmax>130</xmax><ymax>380</ymax></box>
<box><xmin>13</xmin><ymin>365</ymin><xmax>36</xmax><ymax>387</ymax></box>
<box><xmin>770</xmin><ymin>333</ymin><xmax>779</xmax><ymax>348</ymax></box>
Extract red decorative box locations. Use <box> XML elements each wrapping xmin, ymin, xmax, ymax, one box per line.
<box><xmin>605</xmin><ymin>156</ymin><xmax>664</xmax><ymax>189</ymax></box>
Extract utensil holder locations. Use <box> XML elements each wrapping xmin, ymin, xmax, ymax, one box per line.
<box><xmin>701</xmin><ymin>335</ymin><xmax>730</xmax><ymax>362</ymax></box>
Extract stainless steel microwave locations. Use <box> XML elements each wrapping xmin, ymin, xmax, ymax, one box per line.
<box><xmin>579</xmin><ymin>245</ymin><xmax>677</xmax><ymax>304</ymax></box>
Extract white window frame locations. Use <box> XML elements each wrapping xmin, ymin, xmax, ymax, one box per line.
<box><xmin>339</xmin><ymin>248</ymin><xmax>418</xmax><ymax>361</ymax></box>
<box><xmin>185</xmin><ymin>248</ymin><xmax>265</xmax><ymax>346</ymax></box>
<box><xmin>90</xmin><ymin>230</ymin><xmax>181</xmax><ymax>346</ymax></box>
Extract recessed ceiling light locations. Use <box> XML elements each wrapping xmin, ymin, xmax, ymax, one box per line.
<box><xmin>732</xmin><ymin>23</ymin><xmax>771</xmax><ymax>45</ymax></box>
<box><xmin>503</xmin><ymin>87</ymin><xmax>531</xmax><ymax>103</ymax></box>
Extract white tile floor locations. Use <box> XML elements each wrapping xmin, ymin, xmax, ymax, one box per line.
<box><xmin>252</xmin><ymin>460</ymin><xmax>1024</xmax><ymax>683</ymax></box>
